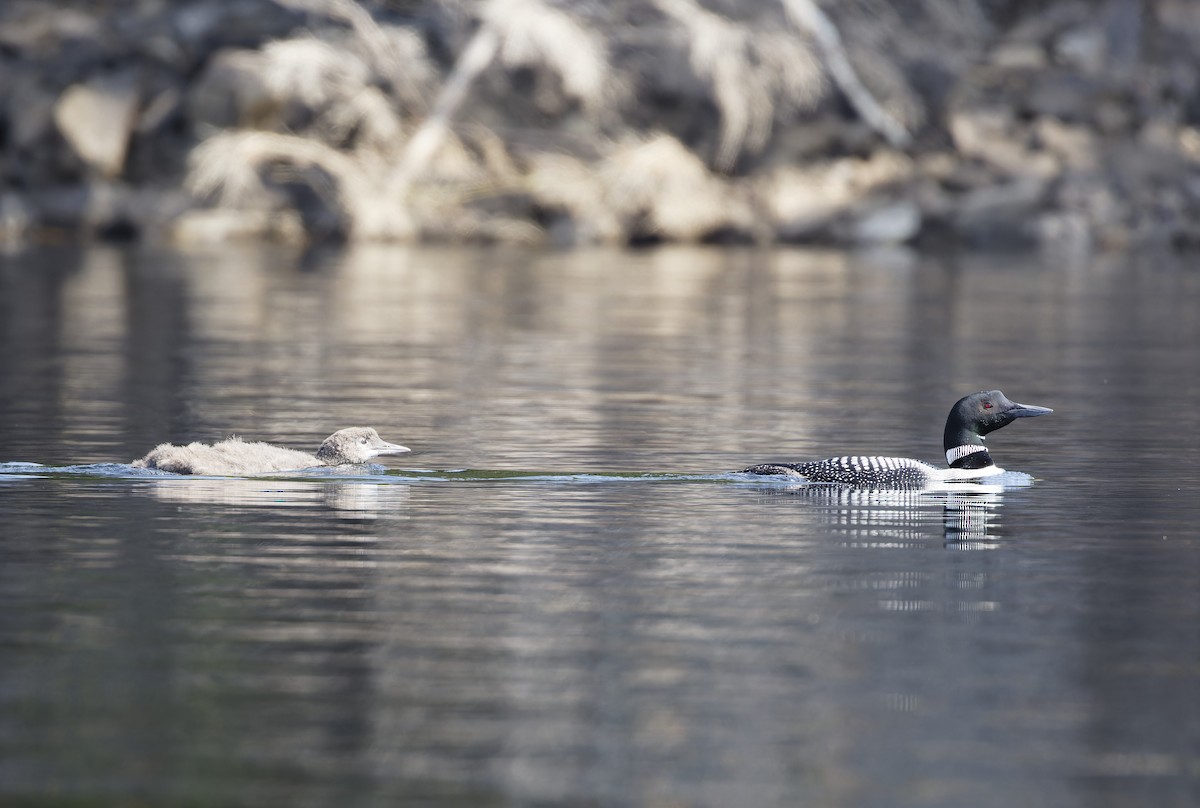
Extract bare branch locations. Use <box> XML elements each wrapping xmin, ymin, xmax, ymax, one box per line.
<box><xmin>781</xmin><ymin>0</ymin><xmax>912</xmax><ymax>149</ymax></box>
<box><xmin>387</xmin><ymin>23</ymin><xmax>501</xmax><ymax>196</ymax></box>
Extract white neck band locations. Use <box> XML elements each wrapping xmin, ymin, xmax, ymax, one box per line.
<box><xmin>946</xmin><ymin>444</ymin><xmax>988</xmax><ymax>465</ymax></box>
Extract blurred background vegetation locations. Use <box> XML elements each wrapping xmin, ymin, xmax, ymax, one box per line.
<box><xmin>2</xmin><ymin>0</ymin><xmax>1199</xmax><ymax>251</ymax></box>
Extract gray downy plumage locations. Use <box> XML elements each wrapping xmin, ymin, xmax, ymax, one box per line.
<box><xmin>132</xmin><ymin>427</ymin><xmax>410</xmax><ymax>475</ymax></box>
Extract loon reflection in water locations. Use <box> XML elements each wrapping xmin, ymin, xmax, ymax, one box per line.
<box><xmin>742</xmin><ymin>390</ymin><xmax>1053</xmax><ymax>488</ymax></box>
<box><xmin>132</xmin><ymin>427</ymin><xmax>410</xmax><ymax>476</ymax></box>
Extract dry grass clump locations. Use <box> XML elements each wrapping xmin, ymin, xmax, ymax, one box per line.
<box><xmin>528</xmin><ymin>134</ymin><xmax>755</xmax><ymax>243</ymax></box>
<box><xmin>757</xmin><ymin>150</ymin><xmax>916</xmax><ymax>236</ymax></box>
<box><xmin>187</xmin><ymin>130</ymin><xmax>414</xmax><ymax>239</ymax></box>
<box><xmin>654</xmin><ymin>0</ymin><xmax>822</xmax><ymax>170</ymax></box>
<box><xmin>483</xmin><ymin>0</ymin><xmax>613</xmax><ymax>115</ymax></box>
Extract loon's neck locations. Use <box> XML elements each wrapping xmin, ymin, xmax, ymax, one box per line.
<box><xmin>943</xmin><ymin>416</ymin><xmax>992</xmax><ymax>470</ymax></box>
<box><xmin>945</xmin><ymin>443</ymin><xmax>994</xmax><ymax>469</ymax></box>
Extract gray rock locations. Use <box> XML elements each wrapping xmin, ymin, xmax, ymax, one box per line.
<box><xmin>1185</xmin><ymin>176</ymin><xmax>1200</xmax><ymax>206</ymax></box>
<box><xmin>53</xmin><ymin>71</ymin><xmax>141</xmax><ymax>177</ymax></box>
<box><xmin>28</xmin><ymin>185</ymin><xmax>87</xmax><ymax>229</ymax></box>
<box><xmin>1004</xmin><ymin>1</ymin><xmax>1091</xmax><ymax>44</ymax></box>
<box><xmin>845</xmin><ymin>200</ymin><xmax>922</xmax><ymax>245</ymax></box>
<box><xmin>954</xmin><ymin>178</ymin><xmax>1048</xmax><ymax>245</ymax></box>
<box><xmin>5</xmin><ymin>68</ymin><xmax>56</xmax><ymax>150</ymax></box>
<box><xmin>0</xmin><ymin>193</ymin><xmax>34</xmax><ymax>244</ymax></box>
<box><xmin>989</xmin><ymin>42</ymin><xmax>1047</xmax><ymax>70</ymax></box>
<box><xmin>1101</xmin><ymin>0</ymin><xmax>1142</xmax><ymax>77</ymax></box>
<box><xmin>1035</xmin><ymin>117</ymin><xmax>1101</xmax><ymax>170</ymax></box>
<box><xmin>1057</xmin><ymin>174</ymin><xmax>1126</xmax><ymax>229</ymax></box>
<box><xmin>949</xmin><ymin>107</ymin><xmax>1059</xmax><ymax>178</ymax></box>
<box><xmin>948</xmin><ymin>106</ymin><xmax>1015</xmax><ymax>158</ymax></box>
<box><xmin>1054</xmin><ymin>24</ymin><xmax>1106</xmax><ymax>75</ymax></box>
<box><xmin>185</xmin><ymin>48</ymin><xmax>275</xmax><ymax>132</ymax></box>
<box><xmin>1026</xmin><ymin>71</ymin><xmax>1100</xmax><ymax>121</ymax></box>
<box><xmin>1037</xmin><ymin>211</ymin><xmax>1093</xmax><ymax>255</ymax></box>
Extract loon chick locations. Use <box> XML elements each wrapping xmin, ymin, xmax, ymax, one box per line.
<box><xmin>742</xmin><ymin>390</ymin><xmax>1052</xmax><ymax>488</ymax></box>
<box><xmin>132</xmin><ymin>427</ymin><xmax>410</xmax><ymax>476</ymax></box>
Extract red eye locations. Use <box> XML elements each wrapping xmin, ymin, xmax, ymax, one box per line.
<box><xmin>983</xmin><ymin>402</ymin><xmax>993</xmax><ymax>409</ymax></box>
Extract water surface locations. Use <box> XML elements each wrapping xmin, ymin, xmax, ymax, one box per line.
<box><xmin>1</xmin><ymin>244</ymin><xmax>1197</xmax><ymax>807</ymax></box>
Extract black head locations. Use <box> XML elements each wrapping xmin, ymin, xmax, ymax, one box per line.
<box><xmin>943</xmin><ymin>390</ymin><xmax>1053</xmax><ymax>451</ymax></box>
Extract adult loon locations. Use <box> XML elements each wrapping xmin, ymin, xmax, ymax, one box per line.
<box><xmin>132</xmin><ymin>427</ymin><xmax>410</xmax><ymax>475</ymax></box>
<box><xmin>742</xmin><ymin>390</ymin><xmax>1052</xmax><ymax>488</ymax></box>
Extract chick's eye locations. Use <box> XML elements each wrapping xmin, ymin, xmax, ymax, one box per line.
<box><xmin>983</xmin><ymin>402</ymin><xmax>993</xmax><ymax>410</ymax></box>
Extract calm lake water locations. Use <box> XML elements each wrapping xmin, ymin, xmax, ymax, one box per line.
<box><xmin>1</xmin><ymin>244</ymin><xmax>1198</xmax><ymax>807</ymax></box>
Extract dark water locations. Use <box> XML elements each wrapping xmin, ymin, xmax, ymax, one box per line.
<box><xmin>1</xmin><ymin>244</ymin><xmax>1198</xmax><ymax>807</ymax></box>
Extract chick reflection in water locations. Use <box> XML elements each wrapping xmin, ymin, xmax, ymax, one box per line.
<box><xmin>145</xmin><ymin>478</ymin><xmax>410</xmax><ymax>518</ymax></box>
<box><xmin>132</xmin><ymin>427</ymin><xmax>410</xmax><ymax>475</ymax></box>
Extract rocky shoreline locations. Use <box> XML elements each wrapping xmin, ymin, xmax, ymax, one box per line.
<box><xmin>3</xmin><ymin>0</ymin><xmax>1199</xmax><ymax>252</ymax></box>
